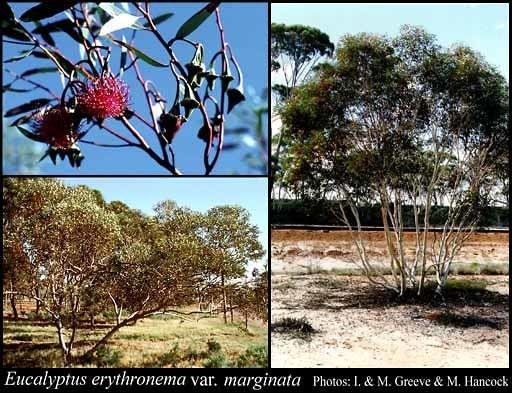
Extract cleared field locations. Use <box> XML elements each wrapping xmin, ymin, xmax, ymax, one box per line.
<box><xmin>3</xmin><ymin>315</ymin><xmax>267</xmax><ymax>368</ymax></box>
<box><xmin>272</xmin><ymin>274</ymin><xmax>509</xmax><ymax>368</ymax></box>
<box><xmin>271</xmin><ymin>229</ymin><xmax>509</xmax><ymax>368</ymax></box>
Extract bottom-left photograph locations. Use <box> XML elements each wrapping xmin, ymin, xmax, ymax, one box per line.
<box><xmin>3</xmin><ymin>177</ymin><xmax>268</xmax><ymax>368</ymax></box>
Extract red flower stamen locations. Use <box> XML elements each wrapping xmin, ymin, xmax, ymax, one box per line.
<box><xmin>33</xmin><ymin>107</ymin><xmax>78</xmax><ymax>149</ymax></box>
<box><xmin>77</xmin><ymin>76</ymin><xmax>129</xmax><ymax>120</ymax></box>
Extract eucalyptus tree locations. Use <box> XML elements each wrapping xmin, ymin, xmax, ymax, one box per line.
<box><xmin>3</xmin><ymin>180</ymin><xmax>267</xmax><ymax>364</ymax></box>
<box><xmin>271</xmin><ymin>23</ymin><xmax>334</xmax><ymax>197</ymax></box>
<box><xmin>3</xmin><ymin>178</ymin><xmax>121</xmax><ymax>362</ymax></box>
<box><xmin>203</xmin><ymin>206</ymin><xmax>265</xmax><ymax>323</ymax></box>
<box><xmin>3</xmin><ymin>178</ymin><xmax>68</xmax><ymax>319</ymax></box>
<box><xmin>280</xmin><ymin>26</ymin><xmax>508</xmax><ymax>296</ymax></box>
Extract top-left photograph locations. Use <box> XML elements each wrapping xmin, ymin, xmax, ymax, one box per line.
<box><xmin>2</xmin><ymin>2</ymin><xmax>268</xmax><ymax>175</ymax></box>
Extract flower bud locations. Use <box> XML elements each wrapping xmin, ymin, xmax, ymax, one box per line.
<box><xmin>159</xmin><ymin>112</ymin><xmax>186</xmax><ymax>143</ymax></box>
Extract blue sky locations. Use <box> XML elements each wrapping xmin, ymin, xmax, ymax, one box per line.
<box><xmin>272</xmin><ymin>3</ymin><xmax>509</xmax><ymax>81</ymax></box>
<box><xmin>3</xmin><ymin>2</ymin><xmax>268</xmax><ymax>175</ymax></box>
<box><xmin>61</xmin><ymin>177</ymin><xmax>269</xmax><ymax>271</ymax></box>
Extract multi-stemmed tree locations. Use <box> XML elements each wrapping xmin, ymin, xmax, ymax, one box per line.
<box><xmin>279</xmin><ymin>26</ymin><xmax>508</xmax><ymax>297</ymax></box>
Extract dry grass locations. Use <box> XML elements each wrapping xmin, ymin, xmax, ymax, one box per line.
<box><xmin>3</xmin><ymin>315</ymin><xmax>267</xmax><ymax>368</ymax></box>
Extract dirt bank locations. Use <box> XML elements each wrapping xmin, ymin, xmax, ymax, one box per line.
<box><xmin>272</xmin><ymin>230</ymin><xmax>509</xmax><ymax>274</ymax></box>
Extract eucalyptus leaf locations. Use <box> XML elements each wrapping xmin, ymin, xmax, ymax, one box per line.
<box><xmin>144</xmin><ymin>12</ymin><xmax>174</xmax><ymax>27</ymax></box>
<box><xmin>98</xmin><ymin>4</ymin><xmax>145</xmax><ymax>29</ymax></box>
<box><xmin>21</xmin><ymin>2</ymin><xmax>79</xmax><ymax>22</ymax></box>
<box><xmin>119</xmin><ymin>35</ymin><xmax>128</xmax><ymax>75</ymax></box>
<box><xmin>113</xmin><ymin>40</ymin><xmax>167</xmax><ymax>68</ymax></box>
<box><xmin>34</xmin><ymin>50</ymin><xmax>77</xmax><ymax>76</ymax></box>
<box><xmin>34</xmin><ymin>21</ymin><xmax>56</xmax><ymax>47</ymax></box>
<box><xmin>5</xmin><ymin>98</ymin><xmax>53</xmax><ymax>117</ymax></box>
<box><xmin>20</xmin><ymin>67</ymin><xmax>58</xmax><ymax>78</ymax></box>
<box><xmin>99</xmin><ymin>14</ymin><xmax>141</xmax><ymax>36</ymax></box>
<box><xmin>4</xmin><ymin>48</ymin><xmax>36</xmax><ymax>63</ymax></box>
<box><xmin>3</xmin><ymin>25</ymin><xmax>32</xmax><ymax>42</ymax></box>
<box><xmin>16</xmin><ymin>125</ymin><xmax>47</xmax><ymax>143</ymax></box>
<box><xmin>1</xmin><ymin>3</ymin><xmax>14</xmax><ymax>22</ymax></box>
<box><xmin>33</xmin><ymin>19</ymin><xmax>83</xmax><ymax>43</ymax></box>
<box><xmin>175</xmin><ymin>1</ymin><xmax>220</xmax><ymax>39</ymax></box>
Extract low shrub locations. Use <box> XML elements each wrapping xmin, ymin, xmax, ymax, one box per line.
<box><xmin>232</xmin><ymin>345</ymin><xmax>267</xmax><ymax>368</ymax></box>
<box><xmin>92</xmin><ymin>346</ymin><xmax>122</xmax><ymax>367</ymax></box>
<box><xmin>271</xmin><ymin>317</ymin><xmax>316</xmax><ymax>339</ymax></box>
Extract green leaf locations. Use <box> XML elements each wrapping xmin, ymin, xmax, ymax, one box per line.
<box><xmin>113</xmin><ymin>40</ymin><xmax>167</xmax><ymax>68</ymax></box>
<box><xmin>49</xmin><ymin>148</ymin><xmax>58</xmax><ymax>164</ymax></box>
<box><xmin>3</xmin><ymin>24</ymin><xmax>32</xmax><ymax>42</ymax></box>
<box><xmin>175</xmin><ymin>1</ymin><xmax>220</xmax><ymax>39</ymax></box>
<box><xmin>10</xmin><ymin>112</ymin><xmax>38</xmax><ymax>126</ymax></box>
<box><xmin>34</xmin><ymin>21</ymin><xmax>55</xmax><ymax>47</ymax></box>
<box><xmin>144</xmin><ymin>12</ymin><xmax>174</xmax><ymax>27</ymax></box>
<box><xmin>98</xmin><ymin>3</ymin><xmax>126</xmax><ymax>18</ymax></box>
<box><xmin>20</xmin><ymin>67</ymin><xmax>58</xmax><ymax>78</ymax></box>
<box><xmin>98</xmin><ymin>3</ymin><xmax>145</xmax><ymax>29</ymax></box>
<box><xmin>4</xmin><ymin>48</ymin><xmax>36</xmax><ymax>63</ymax></box>
<box><xmin>5</xmin><ymin>99</ymin><xmax>53</xmax><ymax>117</ymax></box>
<box><xmin>99</xmin><ymin>13</ymin><xmax>141</xmax><ymax>36</ymax></box>
<box><xmin>119</xmin><ymin>35</ymin><xmax>128</xmax><ymax>74</ymax></box>
<box><xmin>16</xmin><ymin>125</ymin><xmax>47</xmax><ymax>143</ymax></box>
<box><xmin>33</xmin><ymin>50</ymin><xmax>77</xmax><ymax>76</ymax></box>
<box><xmin>21</xmin><ymin>2</ymin><xmax>79</xmax><ymax>22</ymax></box>
<box><xmin>3</xmin><ymin>83</ymin><xmax>35</xmax><ymax>93</ymax></box>
<box><xmin>38</xmin><ymin>149</ymin><xmax>51</xmax><ymax>162</ymax></box>
<box><xmin>7</xmin><ymin>87</ymin><xmax>35</xmax><ymax>93</ymax></box>
<box><xmin>1</xmin><ymin>3</ymin><xmax>14</xmax><ymax>22</ymax></box>
<box><xmin>32</xmin><ymin>19</ymin><xmax>83</xmax><ymax>44</ymax></box>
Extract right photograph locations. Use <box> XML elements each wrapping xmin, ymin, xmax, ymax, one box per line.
<box><xmin>270</xmin><ymin>3</ymin><xmax>509</xmax><ymax>368</ymax></box>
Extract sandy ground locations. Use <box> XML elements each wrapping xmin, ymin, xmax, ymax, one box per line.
<box><xmin>271</xmin><ymin>275</ymin><xmax>509</xmax><ymax>368</ymax></box>
<box><xmin>271</xmin><ymin>230</ymin><xmax>509</xmax><ymax>368</ymax></box>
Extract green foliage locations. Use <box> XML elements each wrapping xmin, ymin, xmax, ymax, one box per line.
<box><xmin>203</xmin><ymin>352</ymin><xmax>228</xmax><ymax>368</ymax></box>
<box><xmin>271</xmin><ymin>317</ymin><xmax>316</xmax><ymax>339</ymax></box>
<box><xmin>271</xmin><ymin>23</ymin><xmax>334</xmax><ymax>93</ymax></box>
<box><xmin>272</xmin><ymin>199</ymin><xmax>509</xmax><ymax>227</ymax></box>
<box><xmin>206</xmin><ymin>339</ymin><xmax>222</xmax><ymax>353</ymax></box>
<box><xmin>155</xmin><ymin>344</ymin><xmax>181</xmax><ymax>367</ymax></box>
<box><xmin>444</xmin><ymin>279</ymin><xmax>488</xmax><ymax>291</ymax></box>
<box><xmin>92</xmin><ymin>346</ymin><xmax>122</xmax><ymax>367</ymax></box>
<box><xmin>20</xmin><ymin>2</ymin><xmax>78</xmax><ymax>22</ymax></box>
<box><xmin>278</xmin><ymin>25</ymin><xmax>508</xmax><ymax>219</ymax></box>
<box><xmin>231</xmin><ymin>345</ymin><xmax>267</xmax><ymax>368</ymax></box>
<box><xmin>175</xmin><ymin>1</ymin><xmax>219</xmax><ymax>39</ymax></box>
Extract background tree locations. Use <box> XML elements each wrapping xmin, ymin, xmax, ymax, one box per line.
<box><xmin>270</xmin><ymin>23</ymin><xmax>334</xmax><ymax>196</ymax></box>
<box><xmin>203</xmin><ymin>206</ymin><xmax>265</xmax><ymax>323</ymax></box>
<box><xmin>279</xmin><ymin>26</ymin><xmax>508</xmax><ymax>297</ymax></box>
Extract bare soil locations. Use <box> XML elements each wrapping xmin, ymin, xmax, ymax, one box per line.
<box><xmin>271</xmin><ymin>230</ymin><xmax>509</xmax><ymax>368</ymax></box>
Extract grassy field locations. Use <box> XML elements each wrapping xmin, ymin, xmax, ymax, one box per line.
<box><xmin>3</xmin><ymin>314</ymin><xmax>267</xmax><ymax>368</ymax></box>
